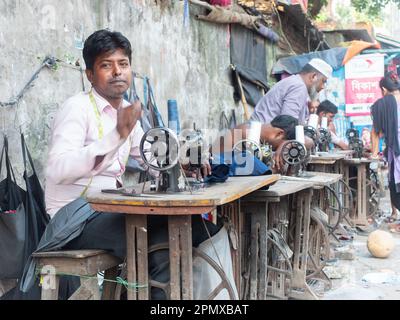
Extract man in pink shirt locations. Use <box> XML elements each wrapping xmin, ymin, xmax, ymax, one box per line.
<box><xmin>45</xmin><ymin>41</ymin><xmax>144</xmax><ymax>217</ymax></box>
<box><xmin>28</xmin><ymin>30</ymin><xmax>221</xmax><ymax>299</ymax></box>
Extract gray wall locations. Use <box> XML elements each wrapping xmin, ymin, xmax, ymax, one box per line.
<box><xmin>0</xmin><ymin>0</ymin><xmax>253</xmax><ymax>184</ymax></box>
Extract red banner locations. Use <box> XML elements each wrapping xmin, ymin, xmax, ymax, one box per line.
<box><xmin>345</xmin><ymin>77</ymin><xmax>382</xmax><ymax>105</ymax></box>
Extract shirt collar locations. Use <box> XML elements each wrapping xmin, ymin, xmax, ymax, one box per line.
<box><xmin>296</xmin><ymin>74</ymin><xmax>307</xmax><ymax>89</ymax></box>
<box><xmin>91</xmin><ymin>88</ymin><xmax>129</xmax><ymax>113</ymax></box>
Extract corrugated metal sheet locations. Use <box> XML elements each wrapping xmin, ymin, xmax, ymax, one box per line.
<box><xmin>376</xmin><ymin>33</ymin><xmax>400</xmax><ymax>49</ymax></box>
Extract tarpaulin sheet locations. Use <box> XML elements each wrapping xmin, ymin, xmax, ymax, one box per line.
<box><xmin>230</xmin><ymin>24</ymin><xmax>269</xmax><ymax>107</ymax></box>
<box><xmin>272</xmin><ymin>47</ymin><xmax>347</xmax><ymax>75</ymax></box>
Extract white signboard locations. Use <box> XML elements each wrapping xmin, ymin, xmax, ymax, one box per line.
<box><xmin>345</xmin><ymin>53</ymin><xmax>385</xmax><ymax>79</ymax></box>
<box><xmin>345</xmin><ymin>53</ymin><xmax>384</xmax><ymax>117</ymax></box>
<box><xmin>345</xmin><ymin>103</ymin><xmax>372</xmax><ymax>115</ymax></box>
<box><xmin>349</xmin><ymin>116</ymin><xmax>373</xmax><ymax>126</ymax></box>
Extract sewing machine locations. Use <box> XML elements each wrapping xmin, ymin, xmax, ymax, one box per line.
<box><xmin>232</xmin><ymin>123</ymin><xmax>308</xmax><ymax>176</ymax></box>
<box><xmin>346</xmin><ymin>128</ymin><xmax>364</xmax><ymax>159</ymax></box>
<box><xmin>139</xmin><ymin>126</ymin><xmax>210</xmax><ymax>193</ymax></box>
<box><xmin>179</xmin><ymin>127</ymin><xmax>210</xmax><ymax>183</ymax></box>
<box><xmin>304</xmin><ymin>125</ymin><xmax>318</xmax><ymax>155</ymax></box>
<box><xmin>232</xmin><ymin>138</ymin><xmax>273</xmax><ymax>166</ymax></box>
<box><xmin>280</xmin><ymin>139</ymin><xmax>308</xmax><ymax>176</ymax></box>
<box><xmin>318</xmin><ymin>128</ymin><xmax>332</xmax><ymax>153</ymax></box>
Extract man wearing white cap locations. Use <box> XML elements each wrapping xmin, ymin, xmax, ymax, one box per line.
<box><xmin>251</xmin><ymin>58</ymin><xmax>333</xmax><ymax>125</ymax></box>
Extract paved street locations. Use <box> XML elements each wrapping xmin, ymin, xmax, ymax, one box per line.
<box><xmin>324</xmin><ymin>185</ymin><xmax>400</xmax><ymax>300</ymax></box>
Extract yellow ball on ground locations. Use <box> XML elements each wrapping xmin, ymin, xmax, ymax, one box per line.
<box><xmin>367</xmin><ymin>230</ymin><xmax>395</xmax><ymax>258</ymax></box>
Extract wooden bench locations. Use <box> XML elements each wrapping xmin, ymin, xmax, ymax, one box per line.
<box><xmin>32</xmin><ymin>250</ymin><xmax>121</xmax><ymax>300</ymax></box>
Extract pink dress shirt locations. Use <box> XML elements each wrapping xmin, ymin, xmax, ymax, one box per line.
<box><xmin>45</xmin><ymin>88</ymin><xmax>146</xmax><ymax>217</ymax></box>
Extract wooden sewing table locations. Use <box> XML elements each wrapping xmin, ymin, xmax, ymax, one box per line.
<box><xmin>87</xmin><ymin>175</ymin><xmax>279</xmax><ymax>300</ymax></box>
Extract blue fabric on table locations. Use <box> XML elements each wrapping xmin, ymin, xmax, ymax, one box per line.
<box><xmin>210</xmin><ymin>151</ymin><xmax>272</xmax><ymax>178</ymax></box>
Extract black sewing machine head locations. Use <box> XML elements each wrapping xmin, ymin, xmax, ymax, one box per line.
<box><xmin>179</xmin><ymin>128</ymin><xmax>210</xmax><ymax>181</ymax></box>
<box><xmin>140</xmin><ymin>127</ymin><xmax>182</xmax><ymax>192</ymax></box>
<box><xmin>140</xmin><ymin>127</ymin><xmax>210</xmax><ymax>192</ymax></box>
<box><xmin>280</xmin><ymin>140</ymin><xmax>308</xmax><ymax>176</ymax></box>
<box><xmin>346</xmin><ymin>128</ymin><xmax>363</xmax><ymax>158</ymax></box>
<box><xmin>304</xmin><ymin>125</ymin><xmax>318</xmax><ymax>154</ymax></box>
<box><xmin>346</xmin><ymin>128</ymin><xmax>359</xmax><ymax>140</ymax></box>
<box><xmin>318</xmin><ymin>128</ymin><xmax>331</xmax><ymax>152</ymax></box>
<box><xmin>232</xmin><ymin>138</ymin><xmax>274</xmax><ymax>172</ymax></box>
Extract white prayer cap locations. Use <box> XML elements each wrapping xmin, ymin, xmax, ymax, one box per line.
<box><xmin>308</xmin><ymin>58</ymin><xmax>333</xmax><ymax>79</ymax></box>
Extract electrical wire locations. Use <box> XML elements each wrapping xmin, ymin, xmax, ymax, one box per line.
<box><xmin>0</xmin><ymin>55</ymin><xmax>81</xmax><ymax>108</ymax></box>
<box><xmin>272</xmin><ymin>3</ymin><xmax>296</xmax><ymax>55</ymax></box>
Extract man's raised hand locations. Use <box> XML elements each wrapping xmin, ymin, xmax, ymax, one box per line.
<box><xmin>117</xmin><ymin>100</ymin><xmax>142</xmax><ymax>139</ymax></box>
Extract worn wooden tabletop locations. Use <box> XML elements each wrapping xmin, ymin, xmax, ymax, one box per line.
<box><xmin>344</xmin><ymin>158</ymin><xmax>375</xmax><ymax>164</ymax></box>
<box><xmin>244</xmin><ymin>179</ymin><xmax>314</xmax><ymax>198</ymax></box>
<box><xmin>86</xmin><ymin>175</ymin><xmax>280</xmax><ymax>212</ymax></box>
<box><xmin>281</xmin><ymin>171</ymin><xmax>342</xmax><ymax>187</ymax></box>
<box><xmin>334</xmin><ymin>150</ymin><xmax>354</xmax><ymax>156</ymax></box>
<box><xmin>309</xmin><ymin>152</ymin><xmax>347</xmax><ymax>164</ymax></box>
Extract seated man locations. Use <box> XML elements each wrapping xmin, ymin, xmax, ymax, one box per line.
<box><xmin>211</xmin><ymin>115</ymin><xmax>298</xmax><ymax>174</ymax></box>
<box><xmin>317</xmin><ymin>100</ymin><xmax>349</xmax><ymax>150</ymax></box>
<box><xmin>21</xmin><ymin>29</ymin><xmax>224</xmax><ymax>300</ymax></box>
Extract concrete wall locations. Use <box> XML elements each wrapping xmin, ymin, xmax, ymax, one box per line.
<box><xmin>0</xmin><ymin>0</ymin><xmax>261</xmax><ymax>184</ymax></box>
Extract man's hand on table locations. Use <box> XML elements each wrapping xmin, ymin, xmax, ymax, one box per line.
<box><xmin>272</xmin><ymin>141</ymin><xmax>285</xmax><ymax>173</ymax></box>
<box><xmin>369</xmin><ymin>153</ymin><xmax>382</xmax><ymax>161</ymax></box>
<box><xmin>181</xmin><ymin>162</ymin><xmax>212</xmax><ymax>179</ymax></box>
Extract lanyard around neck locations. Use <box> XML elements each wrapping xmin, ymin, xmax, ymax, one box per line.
<box><xmin>81</xmin><ymin>90</ymin><xmax>105</xmax><ymax>197</ymax></box>
<box><xmin>83</xmin><ymin>90</ymin><xmax>132</xmax><ymax>197</ymax></box>
<box><xmin>89</xmin><ymin>90</ymin><xmax>104</xmax><ymax>139</ymax></box>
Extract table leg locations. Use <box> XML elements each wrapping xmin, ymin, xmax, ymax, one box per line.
<box><xmin>241</xmin><ymin>201</ymin><xmax>268</xmax><ymax>300</ymax></box>
<box><xmin>342</xmin><ymin>163</ymin><xmax>349</xmax><ymax>216</ymax></box>
<box><xmin>221</xmin><ymin>201</ymin><xmax>241</xmax><ymax>298</ymax></box>
<box><xmin>125</xmin><ymin>215</ymin><xmax>148</xmax><ymax>300</ymax></box>
<box><xmin>168</xmin><ymin>215</ymin><xmax>193</xmax><ymax>300</ymax></box>
<box><xmin>356</xmin><ymin>164</ymin><xmax>368</xmax><ymax>226</ymax></box>
<box><xmin>290</xmin><ymin>189</ymin><xmax>318</xmax><ymax>300</ymax></box>
<box><xmin>41</xmin><ymin>273</ymin><xmax>60</xmax><ymax>300</ymax></box>
<box><xmin>256</xmin><ymin>202</ymin><xmax>268</xmax><ymax>300</ymax></box>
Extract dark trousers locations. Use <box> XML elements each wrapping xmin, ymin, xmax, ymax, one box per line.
<box><xmin>64</xmin><ymin>213</ymin><xmax>222</xmax><ymax>300</ymax></box>
<box><xmin>389</xmin><ymin>161</ymin><xmax>400</xmax><ymax>211</ymax></box>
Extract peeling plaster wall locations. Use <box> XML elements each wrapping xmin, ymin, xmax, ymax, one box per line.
<box><xmin>0</xmin><ymin>0</ymin><xmax>249</xmax><ymax>184</ymax></box>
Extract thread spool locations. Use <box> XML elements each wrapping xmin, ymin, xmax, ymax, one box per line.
<box><xmin>296</xmin><ymin>125</ymin><xmax>305</xmax><ymax>144</ymax></box>
<box><xmin>308</xmin><ymin>114</ymin><xmax>319</xmax><ymax>130</ymax></box>
<box><xmin>168</xmin><ymin>100</ymin><xmax>181</xmax><ymax>135</ymax></box>
<box><xmin>321</xmin><ymin>117</ymin><xmax>328</xmax><ymax>129</ymax></box>
<box><xmin>248</xmin><ymin>121</ymin><xmax>262</xmax><ymax>143</ymax></box>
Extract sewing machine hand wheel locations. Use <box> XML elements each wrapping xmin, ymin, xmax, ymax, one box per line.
<box><xmin>140</xmin><ymin>127</ymin><xmax>180</xmax><ymax>171</ymax></box>
<box><xmin>346</xmin><ymin>128</ymin><xmax>359</xmax><ymax>140</ymax></box>
<box><xmin>233</xmin><ymin>139</ymin><xmax>263</xmax><ymax>160</ymax></box>
<box><xmin>281</xmin><ymin>140</ymin><xmax>307</xmax><ymax>165</ymax></box>
<box><xmin>318</xmin><ymin>128</ymin><xmax>331</xmax><ymax>144</ymax></box>
<box><xmin>349</xmin><ymin>138</ymin><xmax>364</xmax><ymax>158</ymax></box>
<box><xmin>304</xmin><ymin>126</ymin><xmax>317</xmax><ymax>142</ymax></box>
